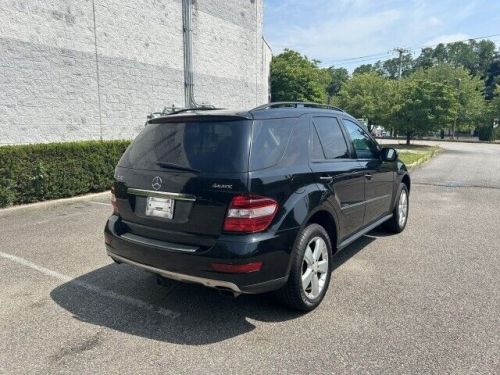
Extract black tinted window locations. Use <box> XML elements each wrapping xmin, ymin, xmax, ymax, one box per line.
<box><xmin>119</xmin><ymin>120</ymin><xmax>251</xmax><ymax>173</ymax></box>
<box><xmin>342</xmin><ymin>119</ymin><xmax>379</xmax><ymax>159</ymax></box>
<box><xmin>313</xmin><ymin>117</ymin><xmax>349</xmax><ymax>159</ymax></box>
<box><xmin>310</xmin><ymin>125</ymin><xmax>325</xmax><ymax>160</ymax></box>
<box><xmin>282</xmin><ymin>119</ymin><xmax>310</xmax><ymax>166</ymax></box>
<box><xmin>250</xmin><ymin>119</ymin><xmax>294</xmax><ymax>170</ymax></box>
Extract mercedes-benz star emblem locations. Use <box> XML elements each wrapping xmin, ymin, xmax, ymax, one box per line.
<box><xmin>152</xmin><ymin>176</ymin><xmax>162</xmax><ymax>190</ymax></box>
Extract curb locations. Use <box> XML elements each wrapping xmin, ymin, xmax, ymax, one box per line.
<box><xmin>0</xmin><ymin>191</ymin><xmax>110</xmax><ymax>215</ymax></box>
<box><xmin>406</xmin><ymin>148</ymin><xmax>441</xmax><ymax>170</ymax></box>
<box><xmin>377</xmin><ymin>137</ymin><xmax>500</xmax><ymax>145</ymax></box>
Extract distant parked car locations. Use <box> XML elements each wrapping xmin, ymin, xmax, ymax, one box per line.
<box><xmin>105</xmin><ymin>102</ymin><xmax>411</xmax><ymax>311</ymax></box>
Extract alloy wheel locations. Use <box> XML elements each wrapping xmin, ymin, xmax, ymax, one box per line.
<box><xmin>398</xmin><ymin>189</ymin><xmax>408</xmax><ymax>228</ymax></box>
<box><xmin>301</xmin><ymin>236</ymin><xmax>329</xmax><ymax>299</ymax></box>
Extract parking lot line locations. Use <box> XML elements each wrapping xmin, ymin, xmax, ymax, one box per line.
<box><xmin>89</xmin><ymin>201</ymin><xmax>110</xmax><ymax>206</ymax></box>
<box><xmin>0</xmin><ymin>250</ymin><xmax>180</xmax><ymax>319</ymax></box>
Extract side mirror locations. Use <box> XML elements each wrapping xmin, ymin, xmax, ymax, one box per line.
<box><xmin>381</xmin><ymin>147</ymin><xmax>398</xmax><ymax>162</ymax></box>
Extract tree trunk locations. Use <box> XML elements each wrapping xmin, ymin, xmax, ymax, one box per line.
<box><xmin>406</xmin><ymin>132</ymin><xmax>411</xmax><ymax>145</ymax></box>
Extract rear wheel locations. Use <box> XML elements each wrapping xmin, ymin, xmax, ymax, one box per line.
<box><xmin>383</xmin><ymin>184</ymin><xmax>409</xmax><ymax>233</ymax></box>
<box><xmin>276</xmin><ymin>224</ymin><xmax>332</xmax><ymax>311</ymax></box>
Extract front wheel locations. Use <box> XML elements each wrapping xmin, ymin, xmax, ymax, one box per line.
<box><xmin>276</xmin><ymin>223</ymin><xmax>333</xmax><ymax>311</ymax></box>
<box><xmin>383</xmin><ymin>183</ymin><xmax>409</xmax><ymax>233</ymax></box>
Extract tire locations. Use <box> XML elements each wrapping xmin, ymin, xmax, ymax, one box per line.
<box><xmin>383</xmin><ymin>183</ymin><xmax>409</xmax><ymax>233</ymax></box>
<box><xmin>276</xmin><ymin>223</ymin><xmax>333</xmax><ymax>311</ymax></box>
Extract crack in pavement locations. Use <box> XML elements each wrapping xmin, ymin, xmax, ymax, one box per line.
<box><xmin>413</xmin><ymin>182</ymin><xmax>500</xmax><ymax>190</ymax></box>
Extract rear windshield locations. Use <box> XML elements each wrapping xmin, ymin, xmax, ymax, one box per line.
<box><xmin>119</xmin><ymin>120</ymin><xmax>251</xmax><ymax>173</ymax></box>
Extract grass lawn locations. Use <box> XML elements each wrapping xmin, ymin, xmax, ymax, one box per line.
<box><xmin>398</xmin><ymin>152</ymin><xmax>428</xmax><ymax>165</ymax></box>
<box><xmin>383</xmin><ymin>144</ymin><xmax>441</xmax><ymax>167</ymax></box>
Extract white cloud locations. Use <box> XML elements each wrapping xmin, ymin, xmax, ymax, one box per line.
<box><xmin>423</xmin><ymin>33</ymin><xmax>471</xmax><ymax>47</ymax></box>
<box><xmin>271</xmin><ymin>9</ymin><xmax>402</xmax><ymax>65</ymax></box>
<box><xmin>264</xmin><ymin>0</ymin><xmax>498</xmax><ymax>71</ymax></box>
<box><xmin>428</xmin><ymin>17</ymin><xmax>442</xmax><ymax>27</ymax></box>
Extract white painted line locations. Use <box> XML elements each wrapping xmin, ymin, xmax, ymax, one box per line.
<box><xmin>89</xmin><ymin>201</ymin><xmax>110</xmax><ymax>206</ymax></box>
<box><xmin>0</xmin><ymin>191</ymin><xmax>111</xmax><ymax>216</ymax></box>
<box><xmin>0</xmin><ymin>251</ymin><xmax>180</xmax><ymax>319</ymax></box>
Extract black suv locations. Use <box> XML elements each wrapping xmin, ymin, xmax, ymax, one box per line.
<box><xmin>105</xmin><ymin>102</ymin><xmax>410</xmax><ymax>311</ymax></box>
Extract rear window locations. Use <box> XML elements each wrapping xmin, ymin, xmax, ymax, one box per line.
<box><xmin>250</xmin><ymin>119</ymin><xmax>294</xmax><ymax>170</ymax></box>
<box><xmin>119</xmin><ymin>120</ymin><xmax>251</xmax><ymax>173</ymax></box>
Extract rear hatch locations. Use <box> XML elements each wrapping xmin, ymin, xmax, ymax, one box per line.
<box><xmin>114</xmin><ymin>115</ymin><xmax>252</xmax><ymax>247</ymax></box>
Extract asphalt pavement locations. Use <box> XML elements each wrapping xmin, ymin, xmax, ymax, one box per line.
<box><xmin>0</xmin><ymin>141</ymin><xmax>499</xmax><ymax>374</ymax></box>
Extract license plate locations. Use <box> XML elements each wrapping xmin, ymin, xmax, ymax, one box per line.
<box><xmin>146</xmin><ymin>196</ymin><xmax>174</xmax><ymax>219</ymax></box>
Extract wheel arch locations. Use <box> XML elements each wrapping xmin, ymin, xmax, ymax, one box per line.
<box><xmin>402</xmin><ymin>173</ymin><xmax>411</xmax><ymax>194</ymax></box>
<box><xmin>305</xmin><ymin>209</ymin><xmax>339</xmax><ymax>253</ymax></box>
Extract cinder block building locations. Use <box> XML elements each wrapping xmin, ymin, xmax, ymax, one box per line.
<box><xmin>0</xmin><ymin>0</ymin><xmax>271</xmax><ymax>144</ymax></box>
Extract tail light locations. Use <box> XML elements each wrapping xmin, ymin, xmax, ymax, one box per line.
<box><xmin>111</xmin><ymin>186</ymin><xmax>118</xmax><ymax>214</ymax></box>
<box><xmin>223</xmin><ymin>195</ymin><xmax>278</xmax><ymax>233</ymax></box>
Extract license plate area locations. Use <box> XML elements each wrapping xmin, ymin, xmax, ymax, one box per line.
<box><xmin>145</xmin><ymin>196</ymin><xmax>175</xmax><ymax>219</ymax></box>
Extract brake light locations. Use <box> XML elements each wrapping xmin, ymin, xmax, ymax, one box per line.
<box><xmin>111</xmin><ymin>187</ymin><xmax>118</xmax><ymax>214</ymax></box>
<box><xmin>223</xmin><ymin>195</ymin><xmax>278</xmax><ymax>233</ymax></box>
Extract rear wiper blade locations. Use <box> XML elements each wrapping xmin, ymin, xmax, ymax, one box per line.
<box><xmin>156</xmin><ymin>161</ymin><xmax>200</xmax><ymax>173</ymax></box>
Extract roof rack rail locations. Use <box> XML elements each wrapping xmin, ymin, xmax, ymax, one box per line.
<box><xmin>147</xmin><ymin>105</ymin><xmax>223</xmax><ymax>120</ymax></box>
<box><xmin>251</xmin><ymin>101</ymin><xmax>344</xmax><ymax>112</ymax></box>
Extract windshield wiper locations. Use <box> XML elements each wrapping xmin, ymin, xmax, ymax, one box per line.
<box><xmin>156</xmin><ymin>161</ymin><xmax>200</xmax><ymax>173</ymax></box>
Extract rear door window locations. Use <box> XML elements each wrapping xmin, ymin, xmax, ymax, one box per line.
<box><xmin>312</xmin><ymin>117</ymin><xmax>350</xmax><ymax>159</ymax></box>
<box><xmin>118</xmin><ymin>120</ymin><xmax>251</xmax><ymax>173</ymax></box>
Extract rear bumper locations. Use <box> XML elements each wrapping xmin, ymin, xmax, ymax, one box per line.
<box><xmin>104</xmin><ymin>215</ymin><xmax>297</xmax><ymax>294</ymax></box>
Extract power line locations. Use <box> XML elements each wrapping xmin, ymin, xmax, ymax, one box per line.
<box><xmin>418</xmin><ymin>32</ymin><xmax>500</xmax><ymax>50</ymax></box>
<box><xmin>328</xmin><ymin>51</ymin><xmax>391</xmax><ymax>63</ymax></box>
<box><xmin>324</xmin><ymin>32</ymin><xmax>500</xmax><ymax>67</ymax></box>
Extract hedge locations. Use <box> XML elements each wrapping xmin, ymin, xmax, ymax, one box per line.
<box><xmin>0</xmin><ymin>140</ymin><xmax>131</xmax><ymax>208</ymax></box>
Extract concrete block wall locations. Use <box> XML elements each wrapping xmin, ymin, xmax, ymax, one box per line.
<box><xmin>0</xmin><ymin>0</ymin><xmax>271</xmax><ymax>144</ymax></box>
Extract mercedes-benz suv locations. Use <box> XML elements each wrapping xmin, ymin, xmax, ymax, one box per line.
<box><xmin>104</xmin><ymin>102</ymin><xmax>410</xmax><ymax>311</ymax></box>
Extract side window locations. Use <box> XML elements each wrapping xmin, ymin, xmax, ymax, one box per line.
<box><xmin>310</xmin><ymin>124</ymin><xmax>325</xmax><ymax>160</ymax></box>
<box><xmin>250</xmin><ymin>118</ymin><xmax>294</xmax><ymax>170</ymax></box>
<box><xmin>342</xmin><ymin>119</ymin><xmax>379</xmax><ymax>159</ymax></box>
<box><xmin>312</xmin><ymin>117</ymin><xmax>349</xmax><ymax>159</ymax></box>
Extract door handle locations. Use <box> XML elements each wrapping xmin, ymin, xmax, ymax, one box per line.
<box><xmin>319</xmin><ymin>175</ymin><xmax>333</xmax><ymax>183</ymax></box>
<box><xmin>365</xmin><ymin>173</ymin><xmax>373</xmax><ymax>180</ymax></box>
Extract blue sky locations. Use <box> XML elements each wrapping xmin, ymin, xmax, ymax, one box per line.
<box><xmin>264</xmin><ymin>0</ymin><xmax>500</xmax><ymax>71</ymax></box>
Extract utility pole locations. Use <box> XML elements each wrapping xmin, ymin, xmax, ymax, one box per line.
<box><xmin>393</xmin><ymin>47</ymin><xmax>410</xmax><ymax>140</ymax></box>
<box><xmin>394</xmin><ymin>47</ymin><xmax>410</xmax><ymax>80</ymax></box>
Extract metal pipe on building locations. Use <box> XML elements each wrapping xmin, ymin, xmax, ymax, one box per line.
<box><xmin>182</xmin><ymin>0</ymin><xmax>199</xmax><ymax>108</ymax></box>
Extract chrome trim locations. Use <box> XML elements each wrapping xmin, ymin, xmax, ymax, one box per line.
<box><xmin>120</xmin><ymin>233</ymin><xmax>198</xmax><ymax>253</ymax></box>
<box><xmin>127</xmin><ymin>188</ymin><xmax>196</xmax><ymax>202</ymax></box>
<box><xmin>107</xmin><ymin>252</ymin><xmax>242</xmax><ymax>294</ymax></box>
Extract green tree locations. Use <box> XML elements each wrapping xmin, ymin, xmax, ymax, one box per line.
<box><xmin>380</xmin><ymin>53</ymin><xmax>414</xmax><ymax>79</ymax></box>
<box><xmin>353</xmin><ymin>64</ymin><xmax>377</xmax><ymax>76</ymax></box>
<box><xmin>321</xmin><ymin>66</ymin><xmax>349</xmax><ymax>104</ymax></box>
<box><xmin>411</xmin><ymin>64</ymin><xmax>485</xmax><ymax>137</ymax></box>
<box><xmin>480</xmin><ymin>85</ymin><xmax>500</xmax><ymax>140</ymax></box>
<box><xmin>335</xmin><ymin>72</ymin><xmax>395</xmax><ymax>130</ymax></box>
<box><xmin>413</xmin><ymin>39</ymin><xmax>499</xmax><ymax>97</ymax></box>
<box><xmin>270</xmin><ymin>49</ymin><xmax>326</xmax><ymax>102</ymax></box>
<box><xmin>394</xmin><ymin>78</ymin><xmax>458</xmax><ymax>144</ymax></box>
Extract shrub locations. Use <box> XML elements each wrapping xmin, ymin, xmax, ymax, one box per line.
<box><xmin>0</xmin><ymin>140</ymin><xmax>130</xmax><ymax>208</ymax></box>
